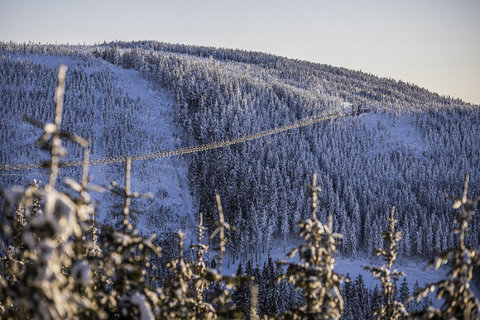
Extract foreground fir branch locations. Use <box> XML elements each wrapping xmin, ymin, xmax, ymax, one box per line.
<box><xmin>161</xmin><ymin>230</ymin><xmax>195</xmax><ymax>318</ymax></box>
<box><xmin>409</xmin><ymin>173</ymin><xmax>480</xmax><ymax>319</ymax></box>
<box><xmin>162</xmin><ymin>197</ymin><xmax>244</xmax><ymax>319</ymax></box>
<box><xmin>210</xmin><ymin>194</ymin><xmax>238</xmax><ymax>275</ymax></box>
<box><xmin>98</xmin><ymin>157</ymin><xmax>161</xmax><ymax>319</ymax></box>
<box><xmin>278</xmin><ymin>173</ymin><xmax>344</xmax><ymax>319</ymax></box>
<box><xmin>364</xmin><ymin>206</ymin><xmax>408</xmax><ymax>319</ymax></box>
<box><xmin>189</xmin><ymin>212</ymin><xmax>217</xmax><ymax>319</ymax></box>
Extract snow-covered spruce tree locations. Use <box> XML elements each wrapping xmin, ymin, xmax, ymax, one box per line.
<box><xmin>0</xmin><ymin>66</ymin><xmax>103</xmax><ymax>319</ymax></box>
<box><xmin>398</xmin><ymin>278</ymin><xmax>414</xmax><ymax>314</ymax></box>
<box><xmin>364</xmin><ymin>206</ymin><xmax>409</xmax><ymax>319</ymax></box>
<box><xmin>95</xmin><ymin>157</ymin><xmax>162</xmax><ymax>319</ymax></box>
<box><xmin>204</xmin><ymin>194</ymin><xmax>245</xmax><ymax>319</ymax></box>
<box><xmin>409</xmin><ymin>173</ymin><xmax>480</xmax><ymax>319</ymax></box>
<box><xmin>278</xmin><ymin>173</ymin><xmax>344</xmax><ymax>319</ymax></box>
<box><xmin>157</xmin><ymin>211</ymin><xmax>218</xmax><ymax>319</ymax></box>
<box><xmin>160</xmin><ymin>222</ymin><xmax>218</xmax><ymax>319</ymax></box>
<box><xmin>189</xmin><ymin>212</ymin><xmax>218</xmax><ymax>319</ymax></box>
<box><xmin>160</xmin><ymin>230</ymin><xmax>195</xmax><ymax>318</ymax></box>
<box><xmin>160</xmin><ymin>196</ymin><xmax>245</xmax><ymax>319</ymax></box>
<box><xmin>232</xmin><ymin>263</ymin><xmax>250</xmax><ymax>318</ymax></box>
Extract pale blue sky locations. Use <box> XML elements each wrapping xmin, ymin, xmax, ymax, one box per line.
<box><xmin>1</xmin><ymin>0</ymin><xmax>479</xmax><ymax>104</ymax></box>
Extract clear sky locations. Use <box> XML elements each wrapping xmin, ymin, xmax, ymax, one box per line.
<box><xmin>1</xmin><ymin>0</ymin><xmax>479</xmax><ymax>104</ymax></box>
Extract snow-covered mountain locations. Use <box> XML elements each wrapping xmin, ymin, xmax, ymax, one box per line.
<box><xmin>1</xmin><ymin>42</ymin><xmax>479</xmax><ymax>270</ymax></box>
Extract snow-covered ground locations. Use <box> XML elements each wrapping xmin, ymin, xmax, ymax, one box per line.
<box><xmin>360</xmin><ymin>111</ymin><xmax>426</xmax><ymax>155</ymax></box>
<box><xmin>218</xmin><ymin>239</ymin><xmax>446</xmax><ymax>289</ymax></box>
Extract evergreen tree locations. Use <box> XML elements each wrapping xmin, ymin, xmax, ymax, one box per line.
<box><xmin>371</xmin><ymin>285</ymin><xmax>382</xmax><ymax>317</ymax></box>
<box><xmin>264</xmin><ymin>257</ymin><xmax>279</xmax><ymax>316</ymax></box>
<box><xmin>189</xmin><ymin>212</ymin><xmax>217</xmax><ymax>319</ymax></box>
<box><xmin>352</xmin><ymin>275</ymin><xmax>369</xmax><ymax>320</ymax></box>
<box><xmin>365</xmin><ymin>206</ymin><xmax>408</xmax><ymax>319</ymax></box>
<box><xmin>398</xmin><ymin>278</ymin><xmax>410</xmax><ymax>312</ymax></box>
<box><xmin>279</xmin><ymin>173</ymin><xmax>344</xmax><ymax>319</ymax></box>
<box><xmin>232</xmin><ymin>263</ymin><xmax>249</xmax><ymax>318</ymax></box>
<box><xmin>411</xmin><ymin>281</ymin><xmax>421</xmax><ymax>313</ymax></box>
<box><xmin>341</xmin><ymin>274</ymin><xmax>354</xmax><ymax>320</ymax></box>
<box><xmin>410</xmin><ymin>173</ymin><xmax>480</xmax><ymax>319</ymax></box>
<box><xmin>161</xmin><ymin>230</ymin><xmax>195</xmax><ymax>318</ymax></box>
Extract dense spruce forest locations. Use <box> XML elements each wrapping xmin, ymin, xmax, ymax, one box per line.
<box><xmin>1</xmin><ymin>41</ymin><xmax>479</xmax><ymax>262</ymax></box>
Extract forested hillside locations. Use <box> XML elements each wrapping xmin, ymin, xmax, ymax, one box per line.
<box><xmin>1</xmin><ymin>41</ymin><xmax>479</xmax><ymax>263</ymax></box>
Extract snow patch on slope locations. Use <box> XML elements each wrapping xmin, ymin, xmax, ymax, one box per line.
<box><xmin>13</xmin><ymin>53</ymin><xmax>81</xmax><ymax>70</ymax></box>
<box><xmin>361</xmin><ymin>112</ymin><xmax>426</xmax><ymax>155</ymax></box>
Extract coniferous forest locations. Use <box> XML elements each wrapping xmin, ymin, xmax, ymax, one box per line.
<box><xmin>0</xmin><ymin>42</ymin><xmax>479</xmax><ymax>319</ymax></box>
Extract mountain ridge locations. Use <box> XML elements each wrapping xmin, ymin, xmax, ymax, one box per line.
<box><xmin>108</xmin><ymin>40</ymin><xmax>477</xmax><ymax>108</ymax></box>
